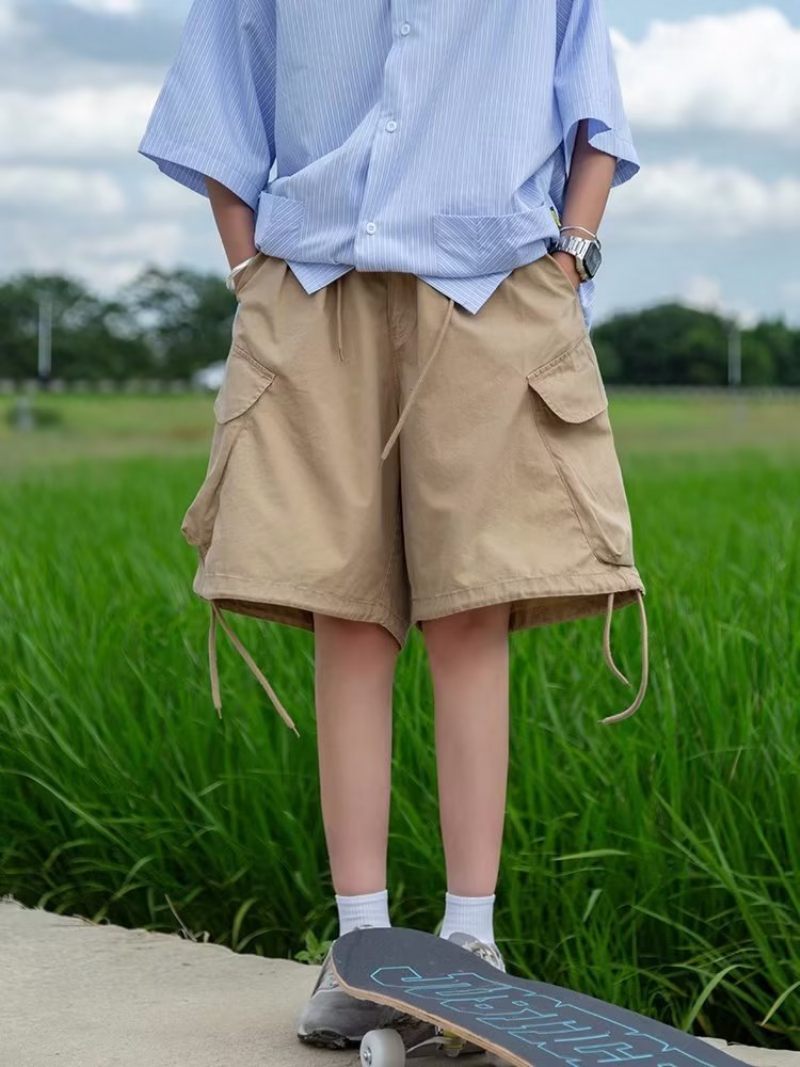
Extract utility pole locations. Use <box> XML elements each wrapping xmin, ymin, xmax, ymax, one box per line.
<box><xmin>37</xmin><ymin>292</ymin><xmax>53</xmax><ymax>385</ymax></box>
<box><xmin>727</xmin><ymin>319</ymin><xmax>741</xmax><ymax>387</ymax></box>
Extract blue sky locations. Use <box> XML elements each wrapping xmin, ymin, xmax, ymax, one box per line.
<box><xmin>1</xmin><ymin>0</ymin><xmax>798</xmax><ymax>327</ymax></box>
<box><xmin>609</xmin><ymin>0</ymin><xmax>797</xmax><ymax>33</ymax></box>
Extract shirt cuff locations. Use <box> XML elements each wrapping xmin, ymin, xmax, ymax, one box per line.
<box><xmin>562</xmin><ymin>111</ymin><xmax>641</xmax><ymax>188</ymax></box>
<box><xmin>138</xmin><ymin>139</ymin><xmax>269</xmax><ymax>211</ymax></box>
<box><xmin>584</xmin><ymin>124</ymin><xmax>641</xmax><ymax>187</ymax></box>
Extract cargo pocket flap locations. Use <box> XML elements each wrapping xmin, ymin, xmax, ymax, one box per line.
<box><xmin>213</xmin><ymin>346</ymin><xmax>275</xmax><ymax>423</ymax></box>
<box><xmin>526</xmin><ymin>335</ymin><xmax>607</xmax><ymax>423</ymax></box>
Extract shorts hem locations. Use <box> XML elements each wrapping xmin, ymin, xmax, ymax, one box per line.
<box><xmin>194</xmin><ymin>571</ymin><xmax>411</xmax><ymax>648</ymax></box>
<box><xmin>411</xmin><ymin>567</ymin><xmax>645</xmax><ymax>630</ymax></box>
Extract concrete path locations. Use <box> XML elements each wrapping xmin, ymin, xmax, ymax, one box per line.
<box><xmin>1</xmin><ymin>896</ymin><xmax>797</xmax><ymax>1067</ymax></box>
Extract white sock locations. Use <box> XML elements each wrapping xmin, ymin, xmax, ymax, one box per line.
<box><xmin>439</xmin><ymin>891</ymin><xmax>496</xmax><ymax>946</ymax></box>
<box><xmin>335</xmin><ymin>888</ymin><xmax>391</xmax><ymax>937</ymax></box>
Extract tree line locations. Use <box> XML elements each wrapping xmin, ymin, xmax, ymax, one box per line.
<box><xmin>1</xmin><ymin>269</ymin><xmax>797</xmax><ymax>386</ymax></box>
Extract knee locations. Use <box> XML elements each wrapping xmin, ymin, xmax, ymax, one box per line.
<box><xmin>422</xmin><ymin>604</ymin><xmax>509</xmax><ymax>668</ymax></box>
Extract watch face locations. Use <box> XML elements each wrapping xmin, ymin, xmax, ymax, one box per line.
<box><xmin>584</xmin><ymin>242</ymin><xmax>602</xmax><ymax>278</ymax></box>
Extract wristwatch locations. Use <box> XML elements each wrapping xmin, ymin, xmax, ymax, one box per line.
<box><xmin>550</xmin><ymin>233</ymin><xmax>602</xmax><ymax>281</ymax></box>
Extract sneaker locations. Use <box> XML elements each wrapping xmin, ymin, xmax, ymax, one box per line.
<box><xmin>446</xmin><ymin>929</ymin><xmax>507</xmax><ymax>973</ymax></box>
<box><xmin>295</xmin><ymin>924</ymin><xmax>400</xmax><ymax>1048</ymax></box>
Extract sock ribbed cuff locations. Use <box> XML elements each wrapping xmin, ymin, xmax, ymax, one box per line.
<box><xmin>335</xmin><ymin>888</ymin><xmax>391</xmax><ymax>937</ymax></box>
<box><xmin>439</xmin><ymin>890</ymin><xmax>496</xmax><ymax>946</ymax></box>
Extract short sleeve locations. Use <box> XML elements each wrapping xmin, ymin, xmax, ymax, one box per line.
<box><xmin>138</xmin><ymin>0</ymin><xmax>276</xmax><ymax>210</ymax></box>
<box><xmin>555</xmin><ymin>0</ymin><xmax>640</xmax><ymax>188</ymax></box>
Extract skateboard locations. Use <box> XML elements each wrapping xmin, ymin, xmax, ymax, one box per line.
<box><xmin>331</xmin><ymin>926</ymin><xmax>748</xmax><ymax>1067</ymax></box>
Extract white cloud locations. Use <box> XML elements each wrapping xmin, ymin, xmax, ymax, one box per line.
<box><xmin>4</xmin><ymin>216</ymin><xmax>189</xmax><ymax>292</ymax></box>
<box><xmin>683</xmin><ymin>274</ymin><xmax>725</xmax><ymax>311</ymax></box>
<box><xmin>1</xmin><ymin>7</ymin><xmax>796</xmax><ymax>169</ymax></box>
<box><xmin>0</xmin><ymin>165</ymin><xmax>125</xmax><ymax>214</ymax></box>
<box><xmin>72</xmin><ymin>219</ymin><xmax>186</xmax><ymax>269</ymax></box>
<box><xmin>0</xmin><ymin>84</ymin><xmax>159</xmax><ymax>160</ymax></box>
<box><xmin>139</xmin><ymin>172</ymin><xmax>204</xmax><ymax>214</ymax></box>
<box><xmin>72</xmin><ymin>219</ymin><xmax>204</xmax><ymax>292</ymax></box>
<box><xmin>67</xmin><ymin>0</ymin><xmax>144</xmax><ymax>14</ymax></box>
<box><xmin>682</xmin><ymin>274</ymin><xmax>758</xmax><ymax>328</ymax></box>
<box><xmin>610</xmin><ymin>159</ymin><xmax>800</xmax><ymax>237</ymax></box>
<box><xmin>0</xmin><ymin>1</ymin><xmax>798</xmax><ymax>327</ymax></box>
<box><xmin>0</xmin><ymin>0</ymin><xmax>28</xmax><ymax>38</ymax></box>
<box><xmin>616</xmin><ymin>7</ymin><xmax>800</xmax><ymax>138</ymax></box>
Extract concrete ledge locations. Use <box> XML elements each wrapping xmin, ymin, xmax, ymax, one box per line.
<box><xmin>1</xmin><ymin>896</ymin><xmax>797</xmax><ymax>1067</ymax></box>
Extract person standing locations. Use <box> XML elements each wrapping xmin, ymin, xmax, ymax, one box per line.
<box><xmin>139</xmin><ymin>0</ymin><xmax>648</xmax><ymax>1049</ymax></box>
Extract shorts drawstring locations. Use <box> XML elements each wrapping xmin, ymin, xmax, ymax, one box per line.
<box><xmin>336</xmin><ymin>274</ymin><xmax>344</xmax><ymax>362</ymax></box>
<box><xmin>207</xmin><ymin>600</ymin><xmax>300</xmax><ymax>736</ymax></box>
<box><xmin>598</xmin><ymin>589</ymin><xmax>649</xmax><ymax>724</ymax></box>
<box><xmin>380</xmin><ymin>296</ymin><xmax>455</xmax><ymax>462</ymax></box>
<box><xmin>602</xmin><ymin>590</ymin><xmax>631</xmax><ymax>686</ymax></box>
<box><xmin>208</xmin><ymin>603</ymin><xmax>222</xmax><ymax>713</ymax></box>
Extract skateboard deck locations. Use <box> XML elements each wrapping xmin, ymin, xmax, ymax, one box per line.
<box><xmin>331</xmin><ymin>926</ymin><xmax>747</xmax><ymax>1067</ymax></box>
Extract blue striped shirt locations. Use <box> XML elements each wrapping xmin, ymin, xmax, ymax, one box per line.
<box><xmin>139</xmin><ymin>0</ymin><xmax>640</xmax><ymax>327</ymax></box>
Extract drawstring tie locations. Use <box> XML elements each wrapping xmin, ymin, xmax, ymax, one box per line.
<box><xmin>336</xmin><ymin>274</ymin><xmax>344</xmax><ymax>362</ymax></box>
<box><xmin>598</xmin><ymin>589</ymin><xmax>649</xmax><ymax>724</ymax></box>
<box><xmin>380</xmin><ymin>297</ymin><xmax>455</xmax><ymax>462</ymax></box>
<box><xmin>208</xmin><ymin>600</ymin><xmax>300</xmax><ymax>736</ymax></box>
<box><xmin>335</xmin><ymin>275</ymin><xmax>454</xmax><ymax>461</ymax></box>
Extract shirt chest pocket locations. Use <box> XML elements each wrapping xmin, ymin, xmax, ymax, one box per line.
<box><xmin>432</xmin><ymin>203</ymin><xmax>558</xmax><ymax>275</ymax></box>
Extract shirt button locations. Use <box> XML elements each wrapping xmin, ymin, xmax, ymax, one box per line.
<box><xmin>385</xmin><ymin>119</ymin><xmax>397</xmax><ymax>132</ymax></box>
<box><xmin>365</xmin><ymin>222</ymin><xmax>377</xmax><ymax>234</ymax></box>
<box><xmin>400</xmin><ymin>22</ymin><xmax>411</xmax><ymax>35</ymax></box>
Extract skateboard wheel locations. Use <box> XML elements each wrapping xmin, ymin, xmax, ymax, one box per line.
<box><xmin>359</xmin><ymin>1027</ymin><xmax>406</xmax><ymax>1067</ymax></box>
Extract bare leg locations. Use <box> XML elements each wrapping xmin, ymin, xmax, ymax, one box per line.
<box><xmin>422</xmin><ymin>604</ymin><xmax>511</xmax><ymax>896</ymax></box>
<box><xmin>313</xmin><ymin>614</ymin><xmax>400</xmax><ymax>896</ymax></box>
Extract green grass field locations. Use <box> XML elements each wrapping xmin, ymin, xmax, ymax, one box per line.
<box><xmin>1</xmin><ymin>391</ymin><xmax>799</xmax><ymax>1047</ymax></box>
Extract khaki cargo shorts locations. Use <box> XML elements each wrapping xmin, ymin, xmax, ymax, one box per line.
<box><xmin>182</xmin><ymin>252</ymin><xmax>648</xmax><ymax>734</ymax></box>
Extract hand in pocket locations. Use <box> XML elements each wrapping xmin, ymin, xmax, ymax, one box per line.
<box><xmin>549</xmin><ymin>251</ymin><xmax>581</xmax><ymax>290</ymax></box>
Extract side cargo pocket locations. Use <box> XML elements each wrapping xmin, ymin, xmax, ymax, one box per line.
<box><xmin>526</xmin><ymin>333</ymin><xmax>635</xmax><ymax>567</ymax></box>
<box><xmin>181</xmin><ymin>345</ymin><xmax>276</xmax><ymax>558</ymax></box>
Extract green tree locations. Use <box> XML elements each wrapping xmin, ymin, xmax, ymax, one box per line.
<box><xmin>0</xmin><ymin>273</ymin><xmax>151</xmax><ymax>381</ymax></box>
<box><xmin>0</xmin><ymin>270</ymin><xmax>797</xmax><ymax>387</ymax></box>
<box><xmin>591</xmin><ymin>303</ymin><xmax>787</xmax><ymax>386</ymax></box>
<box><xmin>746</xmin><ymin>319</ymin><xmax>798</xmax><ymax>387</ymax></box>
<box><xmin>120</xmin><ymin>267</ymin><xmax>236</xmax><ymax>380</ymax></box>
